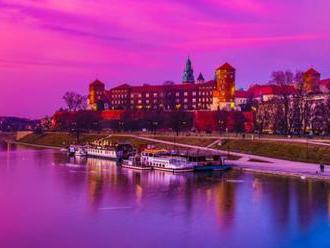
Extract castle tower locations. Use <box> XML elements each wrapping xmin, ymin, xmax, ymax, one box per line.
<box><xmin>182</xmin><ymin>57</ymin><xmax>195</xmax><ymax>84</ymax></box>
<box><xmin>303</xmin><ymin>68</ymin><xmax>321</xmax><ymax>94</ymax></box>
<box><xmin>197</xmin><ymin>73</ymin><xmax>205</xmax><ymax>84</ymax></box>
<box><xmin>211</xmin><ymin>63</ymin><xmax>236</xmax><ymax>110</ymax></box>
<box><xmin>88</xmin><ymin>79</ymin><xmax>105</xmax><ymax>111</ymax></box>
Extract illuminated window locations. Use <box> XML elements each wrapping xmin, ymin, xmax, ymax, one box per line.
<box><xmin>184</xmin><ymin>92</ymin><xmax>188</xmax><ymax>96</ymax></box>
<box><xmin>176</xmin><ymin>92</ymin><xmax>180</xmax><ymax>97</ymax></box>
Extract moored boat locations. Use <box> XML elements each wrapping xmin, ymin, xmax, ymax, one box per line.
<box><xmin>140</xmin><ymin>147</ymin><xmax>230</xmax><ymax>172</ymax></box>
<box><xmin>85</xmin><ymin>146</ymin><xmax>119</xmax><ymax>160</ymax></box>
<box><xmin>140</xmin><ymin>148</ymin><xmax>196</xmax><ymax>172</ymax></box>
<box><xmin>121</xmin><ymin>154</ymin><xmax>152</xmax><ymax>170</ymax></box>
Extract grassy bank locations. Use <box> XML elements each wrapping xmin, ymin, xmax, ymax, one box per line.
<box><xmin>18</xmin><ymin>132</ymin><xmax>330</xmax><ymax>164</ymax></box>
<box><xmin>150</xmin><ymin>135</ymin><xmax>217</xmax><ymax>147</ymax></box>
<box><xmin>0</xmin><ymin>132</ymin><xmax>15</xmax><ymax>142</ymax></box>
<box><xmin>17</xmin><ymin>132</ymin><xmax>188</xmax><ymax>151</ymax></box>
<box><xmin>216</xmin><ymin>139</ymin><xmax>330</xmax><ymax>164</ymax></box>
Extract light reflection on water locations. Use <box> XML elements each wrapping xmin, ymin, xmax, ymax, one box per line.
<box><xmin>0</xmin><ymin>142</ymin><xmax>330</xmax><ymax>248</ymax></box>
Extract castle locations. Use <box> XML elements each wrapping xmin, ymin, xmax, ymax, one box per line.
<box><xmin>88</xmin><ymin>58</ymin><xmax>237</xmax><ymax>112</ymax></box>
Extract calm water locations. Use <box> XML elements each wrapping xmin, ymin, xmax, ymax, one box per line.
<box><xmin>1</xmin><ymin>142</ymin><xmax>330</xmax><ymax>248</ymax></box>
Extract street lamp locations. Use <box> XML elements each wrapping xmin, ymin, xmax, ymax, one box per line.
<box><xmin>218</xmin><ymin>120</ymin><xmax>224</xmax><ymax>136</ymax></box>
<box><xmin>152</xmin><ymin>121</ymin><xmax>158</xmax><ymax>135</ymax></box>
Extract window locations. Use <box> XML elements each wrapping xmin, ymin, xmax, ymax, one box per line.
<box><xmin>176</xmin><ymin>92</ymin><xmax>180</xmax><ymax>97</ymax></box>
<box><xmin>184</xmin><ymin>92</ymin><xmax>188</xmax><ymax>96</ymax></box>
<box><xmin>192</xmin><ymin>98</ymin><xmax>196</xmax><ymax>103</ymax></box>
<box><xmin>192</xmin><ymin>92</ymin><xmax>196</xmax><ymax>96</ymax></box>
<box><xmin>184</xmin><ymin>98</ymin><xmax>188</xmax><ymax>103</ymax></box>
<box><xmin>146</xmin><ymin>93</ymin><xmax>149</xmax><ymax>98</ymax></box>
<box><xmin>153</xmin><ymin>93</ymin><xmax>158</xmax><ymax>97</ymax></box>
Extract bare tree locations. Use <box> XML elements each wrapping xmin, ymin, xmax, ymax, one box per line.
<box><xmin>63</xmin><ymin>92</ymin><xmax>87</xmax><ymax>111</ymax></box>
<box><xmin>270</xmin><ymin>70</ymin><xmax>294</xmax><ymax>134</ymax></box>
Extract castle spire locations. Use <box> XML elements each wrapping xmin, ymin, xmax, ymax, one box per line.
<box><xmin>197</xmin><ymin>72</ymin><xmax>205</xmax><ymax>83</ymax></box>
<box><xmin>182</xmin><ymin>57</ymin><xmax>195</xmax><ymax>84</ymax></box>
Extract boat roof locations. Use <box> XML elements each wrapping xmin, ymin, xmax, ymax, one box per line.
<box><xmin>143</xmin><ymin>148</ymin><xmax>168</xmax><ymax>154</ymax></box>
<box><xmin>170</xmin><ymin>149</ymin><xmax>222</xmax><ymax>157</ymax></box>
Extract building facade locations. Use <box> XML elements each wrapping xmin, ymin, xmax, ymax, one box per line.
<box><xmin>88</xmin><ymin>59</ymin><xmax>237</xmax><ymax>112</ymax></box>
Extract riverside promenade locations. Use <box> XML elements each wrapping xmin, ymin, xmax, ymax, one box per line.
<box><xmin>124</xmin><ymin>134</ymin><xmax>330</xmax><ymax>181</ymax></box>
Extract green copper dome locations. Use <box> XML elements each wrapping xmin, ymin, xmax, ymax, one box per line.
<box><xmin>182</xmin><ymin>57</ymin><xmax>195</xmax><ymax>83</ymax></box>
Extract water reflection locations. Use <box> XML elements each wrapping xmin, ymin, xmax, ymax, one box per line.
<box><xmin>0</xmin><ymin>147</ymin><xmax>330</xmax><ymax>247</ymax></box>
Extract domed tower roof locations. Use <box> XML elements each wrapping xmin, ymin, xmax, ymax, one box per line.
<box><xmin>90</xmin><ymin>79</ymin><xmax>105</xmax><ymax>85</ymax></box>
<box><xmin>89</xmin><ymin>79</ymin><xmax>105</xmax><ymax>91</ymax></box>
<box><xmin>216</xmin><ymin>62</ymin><xmax>235</xmax><ymax>71</ymax></box>
<box><xmin>304</xmin><ymin>68</ymin><xmax>320</xmax><ymax>75</ymax></box>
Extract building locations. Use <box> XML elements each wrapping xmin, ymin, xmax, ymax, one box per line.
<box><xmin>211</xmin><ymin>63</ymin><xmax>236</xmax><ymax>110</ymax></box>
<box><xmin>88</xmin><ymin>59</ymin><xmax>237</xmax><ymax>112</ymax></box>
<box><xmin>303</xmin><ymin>68</ymin><xmax>321</xmax><ymax>94</ymax></box>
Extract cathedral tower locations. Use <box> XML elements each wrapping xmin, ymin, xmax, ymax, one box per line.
<box><xmin>182</xmin><ymin>57</ymin><xmax>195</xmax><ymax>84</ymax></box>
<box><xmin>211</xmin><ymin>63</ymin><xmax>236</xmax><ymax>110</ymax></box>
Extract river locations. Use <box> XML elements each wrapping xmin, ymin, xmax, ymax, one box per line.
<box><xmin>0</xmin><ymin>142</ymin><xmax>330</xmax><ymax>248</ymax></box>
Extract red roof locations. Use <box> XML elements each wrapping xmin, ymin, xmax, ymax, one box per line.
<box><xmin>247</xmin><ymin>84</ymin><xmax>296</xmax><ymax>98</ymax></box>
<box><xmin>320</xmin><ymin>78</ymin><xmax>330</xmax><ymax>91</ymax></box>
<box><xmin>111</xmin><ymin>84</ymin><xmax>130</xmax><ymax>90</ymax></box>
<box><xmin>305</xmin><ymin>68</ymin><xmax>320</xmax><ymax>75</ymax></box>
<box><xmin>235</xmin><ymin>90</ymin><xmax>249</xmax><ymax>98</ymax></box>
<box><xmin>90</xmin><ymin>79</ymin><xmax>104</xmax><ymax>86</ymax></box>
<box><xmin>216</xmin><ymin>63</ymin><xmax>235</xmax><ymax>71</ymax></box>
<box><xmin>108</xmin><ymin>80</ymin><xmax>215</xmax><ymax>93</ymax></box>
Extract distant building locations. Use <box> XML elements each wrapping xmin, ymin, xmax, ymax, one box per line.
<box><xmin>88</xmin><ymin>59</ymin><xmax>237</xmax><ymax>112</ymax></box>
<box><xmin>303</xmin><ymin>68</ymin><xmax>321</xmax><ymax>94</ymax></box>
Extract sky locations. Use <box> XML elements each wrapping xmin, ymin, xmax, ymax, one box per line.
<box><xmin>0</xmin><ymin>0</ymin><xmax>330</xmax><ymax>118</ymax></box>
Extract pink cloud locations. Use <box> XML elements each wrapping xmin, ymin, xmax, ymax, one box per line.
<box><xmin>0</xmin><ymin>0</ymin><xmax>330</xmax><ymax>117</ymax></box>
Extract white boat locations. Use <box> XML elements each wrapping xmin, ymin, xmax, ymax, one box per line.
<box><xmin>141</xmin><ymin>148</ymin><xmax>196</xmax><ymax>172</ymax></box>
<box><xmin>122</xmin><ymin>155</ymin><xmax>152</xmax><ymax>170</ymax></box>
<box><xmin>75</xmin><ymin>146</ymin><xmax>87</xmax><ymax>157</ymax></box>
<box><xmin>85</xmin><ymin>146</ymin><xmax>121</xmax><ymax>160</ymax></box>
<box><xmin>140</xmin><ymin>147</ymin><xmax>229</xmax><ymax>172</ymax></box>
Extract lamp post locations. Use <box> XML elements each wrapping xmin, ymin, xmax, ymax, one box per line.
<box><xmin>152</xmin><ymin>121</ymin><xmax>158</xmax><ymax>135</ymax></box>
<box><xmin>218</xmin><ymin>120</ymin><xmax>224</xmax><ymax>137</ymax></box>
<box><xmin>119</xmin><ymin>121</ymin><xmax>124</xmax><ymax>133</ymax></box>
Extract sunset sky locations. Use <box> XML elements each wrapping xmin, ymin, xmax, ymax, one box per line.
<box><xmin>1</xmin><ymin>0</ymin><xmax>330</xmax><ymax>118</ymax></box>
